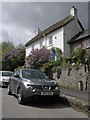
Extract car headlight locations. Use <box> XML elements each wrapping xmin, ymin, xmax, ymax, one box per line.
<box><xmin>24</xmin><ymin>81</ymin><xmax>34</xmax><ymax>89</ymax></box>
<box><xmin>55</xmin><ymin>86</ymin><xmax>60</xmax><ymax>91</ymax></box>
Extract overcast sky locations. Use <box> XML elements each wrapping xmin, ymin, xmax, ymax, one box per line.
<box><xmin>1</xmin><ymin>2</ymin><xmax>88</xmax><ymax>46</ymax></box>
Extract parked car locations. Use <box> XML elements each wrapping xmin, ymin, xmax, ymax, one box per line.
<box><xmin>7</xmin><ymin>69</ymin><xmax>60</xmax><ymax>104</ymax></box>
<box><xmin>0</xmin><ymin>71</ymin><xmax>13</xmax><ymax>87</ymax></box>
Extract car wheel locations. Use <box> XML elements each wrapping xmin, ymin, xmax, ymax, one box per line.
<box><xmin>17</xmin><ymin>88</ymin><xmax>24</xmax><ymax>104</ymax></box>
<box><xmin>7</xmin><ymin>84</ymin><xmax>12</xmax><ymax>95</ymax></box>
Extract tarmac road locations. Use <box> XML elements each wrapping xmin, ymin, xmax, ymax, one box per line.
<box><xmin>1</xmin><ymin>87</ymin><xmax>88</xmax><ymax>118</ymax></box>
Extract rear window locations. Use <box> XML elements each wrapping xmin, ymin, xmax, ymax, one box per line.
<box><xmin>2</xmin><ymin>72</ymin><xmax>13</xmax><ymax>77</ymax></box>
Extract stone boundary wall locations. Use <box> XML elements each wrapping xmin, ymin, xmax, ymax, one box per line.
<box><xmin>53</xmin><ymin>66</ymin><xmax>89</xmax><ymax>91</ymax></box>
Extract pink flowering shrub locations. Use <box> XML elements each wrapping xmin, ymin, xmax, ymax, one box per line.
<box><xmin>2</xmin><ymin>47</ymin><xmax>25</xmax><ymax>71</ymax></box>
<box><xmin>25</xmin><ymin>47</ymin><xmax>51</xmax><ymax>69</ymax></box>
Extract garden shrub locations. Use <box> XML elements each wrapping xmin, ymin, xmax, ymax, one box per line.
<box><xmin>2</xmin><ymin>47</ymin><xmax>25</xmax><ymax>71</ymax></box>
<box><xmin>72</xmin><ymin>47</ymin><xmax>86</xmax><ymax>64</ymax></box>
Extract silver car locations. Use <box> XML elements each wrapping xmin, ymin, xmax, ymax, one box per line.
<box><xmin>7</xmin><ymin>69</ymin><xmax>60</xmax><ymax>104</ymax></box>
<box><xmin>0</xmin><ymin>71</ymin><xmax>13</xmax><ymax>87</ymax></box>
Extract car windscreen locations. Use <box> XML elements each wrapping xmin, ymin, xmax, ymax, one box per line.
<box><xmin>22</xmin><ymin>70</ymin><xmax>48</xmax><ymax>80</ymax></box>
<box><xmin>2</xmin><ymin>72</ymin><xmax>13</xmax><ymax>76</ymax></box>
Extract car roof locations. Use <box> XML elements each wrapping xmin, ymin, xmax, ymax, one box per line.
<box><xmin>15</xmin><ymin>68</ymin><xmax>41</xmax><ymax>72</ymax></box>
<box><xmin>0</xmin><ymin>71</ymin><xmax>13</xmax><ymax>73</ymax></box>
<box><xmin>16</xmin><ymin>68</ymin><xmax>39</xmax><ymax>70</ymax></box>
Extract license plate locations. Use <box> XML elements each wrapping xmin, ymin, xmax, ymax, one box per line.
<box><xmin>41</xmin><ymin>92</ymin><xmax>53</xmax><ymax>96</ymax></box>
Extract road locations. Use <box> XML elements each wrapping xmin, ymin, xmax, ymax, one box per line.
<box><xmin>1</xmin><ymin>87</ymin><xmax>88</xmax><ymax>118</ymax></box>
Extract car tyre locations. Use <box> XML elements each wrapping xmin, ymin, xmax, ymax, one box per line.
<box><xmin>17</xmin><ymin>88</ymin><xmax>24</xmax><ymax>104</ymax></box>
<box><xmin>7</xmin><ymin>84</ymin><xmax>12</xmax><ymax>95</ymax></box>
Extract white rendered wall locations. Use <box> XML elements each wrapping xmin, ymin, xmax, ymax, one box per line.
<box><xmin>26</xmin><ymin>27</ymin><xmax>64</xmax><ymax>57</ymax></box>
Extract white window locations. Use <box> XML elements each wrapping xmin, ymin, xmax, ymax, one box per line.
<box><xmin>40</xmin><ymin>41</ymin><xmax>43</xmax><ymax>48</ymax></box>
<box><xmin>49</xmin><ymin>35</ymin><xmax>53</xmax><ymax>46</ymax></box>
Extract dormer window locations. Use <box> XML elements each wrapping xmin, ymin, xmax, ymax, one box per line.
<box><xmin>49</xmin><ymin>35</ymin><xmax>53</xmax><ymax>46</ymax></box>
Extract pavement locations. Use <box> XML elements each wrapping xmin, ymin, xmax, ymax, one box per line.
<box><xmin>60</xmin><ymin>87</ymin><xmax>88</xmax><ymax>101</ymax></box>
<box><xmin>59</xmin><ymin>86</ymin><xmax>89</xmax><ymax>113</ymax></box>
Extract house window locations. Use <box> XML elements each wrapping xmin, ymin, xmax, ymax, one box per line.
<box><xmin>40</xmin><ymin>41</ymin><xmax>43</xmax><ymax>48</ymax></box>
<box><xmin>49</xmin><ymin>35</ymin><xmax>53</xmax><ymax>46</ymax></box>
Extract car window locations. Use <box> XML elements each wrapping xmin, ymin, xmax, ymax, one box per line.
<box><xmin>22</xmin><ymin>70</ymin><xmax>48</xmax><ymax>80</ymax></box>
<box><xmin>15</xmin><ymin>70</ymin><xmax>20</xmax><ymax>75</ymax></box>
<box><xmin>2</xmin><ymin>72</ymin><xmax>13</xmax><ymax>76</ymax></box>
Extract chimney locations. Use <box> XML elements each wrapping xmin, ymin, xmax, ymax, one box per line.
<box><xmin>70</xmin><ymin>6</ymin><xmax>78</xmax><ymax>18</ymax></box>
<box><xmin>37</xmin><ymin>28</ymin><xmax>42</xmax><ymax>34</ymax></box>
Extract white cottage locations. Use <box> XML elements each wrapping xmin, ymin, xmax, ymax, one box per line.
<box><xmin>25</xmin><ymin>6</ymin><xmax>84</xmax><ymax>57</ymax></box>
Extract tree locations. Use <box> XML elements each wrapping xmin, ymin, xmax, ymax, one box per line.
<box><xmin>2</xmin><ymin>46</ymin><xmax>26</xmax><ymax>71</ymax></box>
<box><xmin>1</xmin><ymin>41</ymin><xmax>15</xmax><ymax>54</ymax></box>
<box><xmin>25</xmin><ymin>47</ymin><xmax>51</xmax><ymax>69</ymax></box>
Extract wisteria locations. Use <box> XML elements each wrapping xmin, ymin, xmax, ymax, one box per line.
<box><xmin>2</xmin><ymin>48</ymin><xmax>25</xmax><ymax>71</ymax></box>
<box><xmin>25</xmin><ymin>47</ymin><xmax>51</xmax><ymax>69</ymax></box>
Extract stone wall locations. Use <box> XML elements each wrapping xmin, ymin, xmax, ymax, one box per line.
<box><xmin>53</xmin><ymin>65</ymin><xmax>89</xmax><ymax>91</ymax></box>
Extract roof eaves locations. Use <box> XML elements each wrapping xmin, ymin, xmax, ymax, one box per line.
<box><xmin>25</xmin><ymin>32</ymin><xmax>43</xmax><ymax>46</ymax></box>
<box><xmin>78</xmin><ymin>19</ymin><xmax>84</xmax><ymax>31</ymax></box>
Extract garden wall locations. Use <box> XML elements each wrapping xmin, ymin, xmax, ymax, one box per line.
<box><xmin>53</xmin><ymin>65</ymin><xmax>89</xmax><ymax>91</ymax></box>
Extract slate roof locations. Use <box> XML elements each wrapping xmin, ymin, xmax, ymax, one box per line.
<box><xmin>68</xmin><ymin>30</ymin><xmax>90</xmax><ymax>44</ymax></box>
<box><xmin>25</xmin><ymin>15</ymin><xmax>84</xmax><ymax>47</ymax></box>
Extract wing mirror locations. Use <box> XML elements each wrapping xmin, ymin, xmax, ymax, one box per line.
<box><xmin>13</xmin><ymin>73</ymin><xmax>20</xmax><ymax>78</ymax></box>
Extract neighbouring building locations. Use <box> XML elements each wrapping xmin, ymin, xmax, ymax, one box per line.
<box><xmin>25</xmin><ymin>6</ymin><xmax>88</xmax><ymax>57</ymax></box>
<box><xmin>68</xmin><ymin>29</ymin><xmax>90</xmax><ymax>53</ymax></box>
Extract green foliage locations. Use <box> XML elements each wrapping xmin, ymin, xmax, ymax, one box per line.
<box><xmin>72</xmin><ymin>47</ymin><xmax>86</xmax><ymax>64</ymax></box>
<box><xmin>60</xmin><ymin>57</ymin><xmax>69</xmax><ymax>68</ymax></box>
<box><xmin>41</xmin><ymin>60</ymin><xmax>55</xmax><ymax>72</ymax></box>
<box><xmin>1</xmin><ymin>41</ymin><xmax>15</xmax><ymax>54</ymax></box>
<box><xmin>41</xmin><ymin>60</ymin><xmax>54</xmax><ymax>79</ymax></box>
<box><xmin>54</xmin><ymin>60</ymin><xmax>62</xmax><ymax>66</ymax></box>
<box><xmin>56</xmin><ymin>66</ymin><xmax>62</xmax><ymax>74</ymax></box>
<box><xmin>55</xmin><ymin>47</ymin><xmax>62</xmax><ymax>60</ymax></box>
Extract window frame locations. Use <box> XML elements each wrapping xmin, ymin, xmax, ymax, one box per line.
<box><xmin>48</xmin><ymin>35</ymin><xmax>53</xmax><ymax>46</ymax></box>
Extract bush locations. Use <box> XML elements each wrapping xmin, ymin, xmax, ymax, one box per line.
<box><xmin>25</xmin><ymin>47</ymin><xmax>51</xmax><ymax>69</ymax></box>
<box><xmin>55</xmin><ymin>47</ymin><xmax>62</xmax><ymax>60</ymax></box>
<box><xmin>72</xmin><ymin>48</ymin><xmax>86</xmax><ymax>64</ymax></box>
